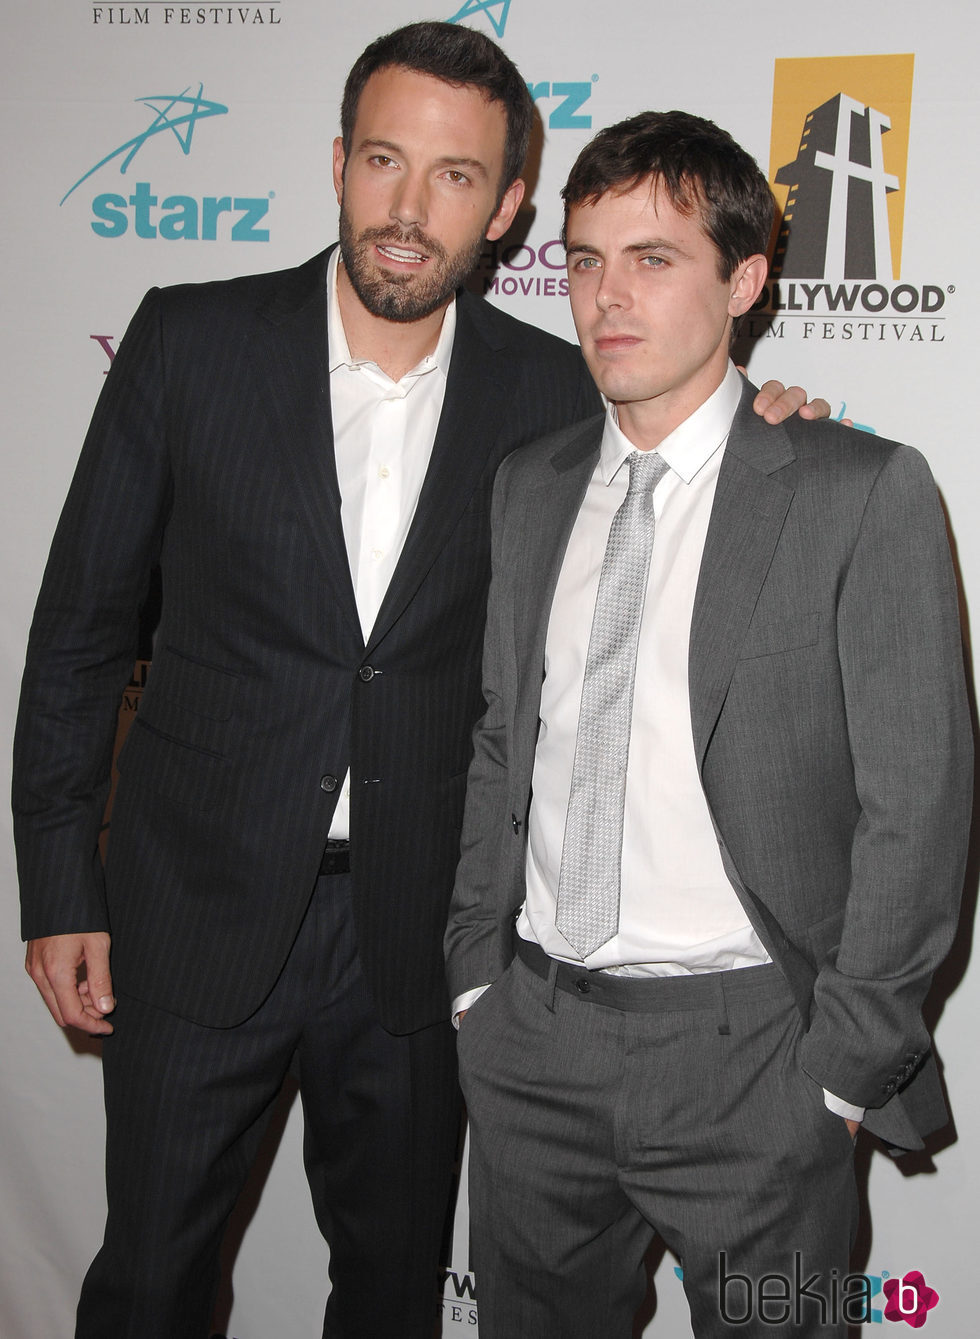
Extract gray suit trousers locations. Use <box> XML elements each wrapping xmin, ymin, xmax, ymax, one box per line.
<box><xmin>460</xmin><ymin>953</ymin><xmax>858</xmax><ymax>1338</ymax></box>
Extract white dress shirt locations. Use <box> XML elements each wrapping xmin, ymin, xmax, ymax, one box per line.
<box><xmin>325</xmin><ymin>248</ymin><xmax>456</xmax><ymax>839</ymax></box>
<box><xmin>517</xmin><ymin>363</ymin><xmax>766</xmax><ymax>974</ymax></box>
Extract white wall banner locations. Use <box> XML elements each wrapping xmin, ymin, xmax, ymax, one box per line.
<box><xmin>2</xmin><ymin>1</ymin><xmax>977</xmax><ymax>1335</ymax></box>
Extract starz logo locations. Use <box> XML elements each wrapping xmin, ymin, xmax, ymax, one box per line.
<box><xmin>61</xmin><ymin>84</ymin><xmax>272</xmax><ymax>243</ymax></box>
<box><xmin>447</xmin><ymin>0</ymin><xmax>511</xmax><ymax>38</ymax></box>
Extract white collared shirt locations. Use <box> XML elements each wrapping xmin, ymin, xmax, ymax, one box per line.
<box><xmin>516</xmin><ymin>362</ymin><xmax>769</xmax><ymax>974</ymax></box>
<box><xmin>326</xmin><ymin>248</ymin><xmax>456</xmax><ymax>838</ymax></box>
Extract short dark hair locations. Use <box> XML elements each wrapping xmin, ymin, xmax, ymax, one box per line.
<box><xmin>341</xmin><ymin>21</ymin><xmax>533</xmax><ymax>205</ymax></box>
<box><xmin>561</xmin><ymin>110</ymin><xmax>774</xmax><ymax>279</ymax></box>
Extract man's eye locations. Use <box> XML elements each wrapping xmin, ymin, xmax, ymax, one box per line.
<box><xmin>445</xmin><ymin>171</ymin><xmax>470</xmax><ymax>185</ymax></box>
<box><xmin>370</xmin><ymin>155</ymin><xmax>395</xmax><ymax>168</ymax></box>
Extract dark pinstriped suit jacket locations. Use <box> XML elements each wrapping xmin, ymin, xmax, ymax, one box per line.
<box><xmin>13</xmin><ymin>245</ymin><xmax>599</xmax><ymax>1033</ymax></box>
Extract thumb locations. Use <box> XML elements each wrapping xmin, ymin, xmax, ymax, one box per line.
<box><xmin>85</xmin><ymin>934</ymin><xmax>115</xmax><ymax>1013</ymax></box>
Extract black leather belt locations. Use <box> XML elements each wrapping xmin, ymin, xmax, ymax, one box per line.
<box><xmin>319</xmin><ymin>839</ymin><xmax>351</xmax><ymax>875</ymax></box>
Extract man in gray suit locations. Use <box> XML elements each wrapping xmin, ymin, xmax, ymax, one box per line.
<box><xmin>446</xmin><ymin>110</ymin><xmax>972</xmax><ymax>1337</ymax></box>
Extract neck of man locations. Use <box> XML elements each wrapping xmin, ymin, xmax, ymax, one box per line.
<box><xmin>336</xmin><ymin>262</ymin><xmax>450</xmax><ymax>382</ymax></box>
<box><xmin>614</xmin><ymin>356</ymin><xmax>731</xmax><ymax>452</ymax></box>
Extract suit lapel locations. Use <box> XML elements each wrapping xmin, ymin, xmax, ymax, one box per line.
<box><xmin>689</xmin><ymin>386</ymin><xmax>796</xmax><ymax>769</ymax></box>
<box><xmin>513</xmin><ymin>421</ymin><xmax>602</xmax><ymax>702</ymax></box>
<box><xmin>247</xmin><ymin>247</ymin><xmax>361</xmax><ymax>640</ymax></box>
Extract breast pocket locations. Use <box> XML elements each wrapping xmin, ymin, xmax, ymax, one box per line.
<box><xmin>738</xmin><ymin>612</ymin><xmax>820</xmax><ymax>661</ymax></box>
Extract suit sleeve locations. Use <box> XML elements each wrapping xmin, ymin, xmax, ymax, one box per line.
<box><xmin>445</xmin><ymin>456</ymin><xmax>520</xmax><ymax>1002</ymax></box>
<box><xmin>12</xmin><ymin>288</ymin><xmax>172</xmax><ymax>940</ymax></box>
<box><xmin>797</xmin><ymin>444</ymin><xmax>972</xmax><ymax>1109</ymax></box>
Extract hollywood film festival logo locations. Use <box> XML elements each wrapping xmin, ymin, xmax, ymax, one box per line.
<box><xmin>90</xmin><ymin>2</ymin><xmax>281</xmax><ymax>25</ymax></box>
<box><xmin>749</xmin><ymin>54</ymin><xmax>952</xmax><ymax>349</ymax></box>
<box><xmin>450</xmin><ymin>0</ymin><xmax>598</xmax><ymax>303</ymax></box>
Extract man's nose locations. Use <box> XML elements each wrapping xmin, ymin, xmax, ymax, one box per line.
<box><xmin>390</xmin><ymin>172</ymin><xmax>428</xmax><ymax>229</ymax></box>
<box><xmin>596</xmin><ymin>267</ymin><xmax>630</xmax><ymax>313</ymax></box>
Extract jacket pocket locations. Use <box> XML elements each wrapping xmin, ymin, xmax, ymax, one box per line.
<box><xmin>738</xmin><ymin>611</ymin><xmax>819</xmax><ymax>661</ymax></box>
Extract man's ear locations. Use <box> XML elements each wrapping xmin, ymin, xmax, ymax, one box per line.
<box><xmin>332</xmin><ymin>137</ymin><xmax>346</xmax><ymax>207</ymax></box>
<box><xmin>486</xmin><ymin>178</ymin><xmax>526</xmax><ymax>242</ymax></box>
<box><xmin>728</xmin><ymin>253</ymin><xmax>768</xmax><ymax>317</ymax></box>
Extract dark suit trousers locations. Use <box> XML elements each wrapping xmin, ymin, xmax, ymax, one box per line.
<box><xmin>77</xmin><ymin>874</ymin><xmax>459</xmax><ymax>1339</ymax></box>
<box><xmin>460</xmin><ymin>954</ymin><xmax>858</xmax><ymax>1339</ymax></box>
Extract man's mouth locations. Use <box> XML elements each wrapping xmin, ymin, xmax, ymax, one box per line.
<box><xmin>376</xmin><ymin>244</ymin><xmax>428</xmax><ymax>265</ymax></box>
<box><xmin>594</xmin><ymin>334</ymin><xmax>643</xmax><ymax>352</ymax></box>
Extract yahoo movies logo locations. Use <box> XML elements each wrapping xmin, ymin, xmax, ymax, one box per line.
<box><xmin>61</xmin><ymin>85</ymin><xmax>272</xmax><ymax>242</ymax></box>
<box><xmin>750</xmin><ymin>54</ymin><xmax>953</xmax><ymax>346</ymax></box>
<box><xmin>475</xmin><ymin>237</ymin><xmax>569</xmax><ymax>302</ymax></box>
<box><xmin>713</xmin><ymin>1254</ymin><xmax>940</xmax><ymax>1327</ymax></box>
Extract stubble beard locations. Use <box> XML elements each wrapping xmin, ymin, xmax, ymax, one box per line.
<box><xmin>338</xmin><ymin>201</ymin><xmax>488</xmax><ymax>323</ymax></box>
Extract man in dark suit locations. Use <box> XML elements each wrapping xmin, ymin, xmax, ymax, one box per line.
<box><xmin>13</xmin><ymin>24</ymin><xmax>821</xmax><ymax>1338</ymax></box>
<box><xmin>446</xmin><ymin>111</ymin><xmax>972</xmax><ymax>1338</ymax></box>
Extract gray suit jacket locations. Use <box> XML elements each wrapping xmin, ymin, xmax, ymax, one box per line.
<box><xmin>446</xmin><ymin>380</ymin><xmax>972</xmax><ymax>1150</ymax></box>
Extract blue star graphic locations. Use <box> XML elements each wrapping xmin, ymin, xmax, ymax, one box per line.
<box><xmin>447</xmin><ymin>0</ymin><xmax>511</xmax><ymax>39</ymax></box>
<box><xmin>61</xmin><ymin>84</ymin><xmax>228</xmax><ymax>206</ymax></box>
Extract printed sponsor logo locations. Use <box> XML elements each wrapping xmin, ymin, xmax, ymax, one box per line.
<box><xmin>90</xmin><ymin>4</ymin><xmax>282</xmax><ymax>25</ymax></box>
<box><xmin>474</xmin><ymin>237</ymin><xmax>569</xmax><ymax>301</ymax></box>
<box><xmin>448</xmin><ymin>0</ymin><xmax>596</xmax><ymax>129</ymax></box>
<box><xmin>91</xmin><ymin>333</ymin><xmax>117</xmax><ymax>374</ymax></box>
<box><xmin>751</xmin><ymin>54</ymin><xmax>954</xmax><ymax>344</ymax></box>
<box><xmin>447</xmin><ymin>0</ymin><xmax>510</xmax><ymax>38</ymax></box>
<box><xmin>440</xmin><ymin>1268</ymin><xmax>478</xmax><ymax>1330</ymax></box>
<box><xmin>62</xmin><ymin>85</ymin><xmax>272</xmax><ymax>241</ymax></box>
<box><xmin>527</xmin><ymin>76</ymin><xmax>597</xmax><ymax>130</ymax></box>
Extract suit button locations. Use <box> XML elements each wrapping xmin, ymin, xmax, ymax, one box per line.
<box><xmin>882</xmin><ymin>1079</ymin><xmax>897</xmax><ymax>1095</ymax></box>
<box><xmin>511</xmin><ymin>813</ymin><xmax>521</xmax><ymax>834</ymax></box>
<box><xmin>320</xmin><ymin>774</ymin><xmax>338</xmax><ymax>793</ymax></box>
<box><xmin>575</xmin><ymin>978</ymin><xmax>591</xmax><ymax>994</ymax></box>
<box><xmin>358</xmin><ymin>665</ymin><xmax>375</xmax><ymax>681</ymax></box>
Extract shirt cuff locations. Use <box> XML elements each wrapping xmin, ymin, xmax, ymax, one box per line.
<box><xmin>822</xmin><ymin>1088</ymin><xmax>865</xmax><ymax>1123</ymax></box>
<box><xmin>451</xmin><ymin>984</ymin><xmax>491</xmax><ymax>1029</ymax></box>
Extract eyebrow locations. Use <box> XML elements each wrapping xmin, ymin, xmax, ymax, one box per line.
<box><xmin>565</xmin><ymin>239</ymin><xmax>691</xmax><ymax>260</ymax></box>
<box><xmin>357</xmin><ymin>138</ymin><xmax>491</xmax><ymax>179</ymax></box>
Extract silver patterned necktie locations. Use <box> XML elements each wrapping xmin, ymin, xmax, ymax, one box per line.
<box><xmin>555</xmin><ymin>448</ymin><xmax>671</xmax><ymax>957</ymax></box>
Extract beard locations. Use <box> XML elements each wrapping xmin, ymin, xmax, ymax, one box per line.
<box><xmin>338</xmin><ymin>202</ymin><xmax>488</xmax><ymax>323</ymax></box>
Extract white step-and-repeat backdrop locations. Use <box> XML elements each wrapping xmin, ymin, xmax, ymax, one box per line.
<box><xmin>2</xmin><ymin>1</ymin><xmax>977</xmax><ymax>1334</ymax></box>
